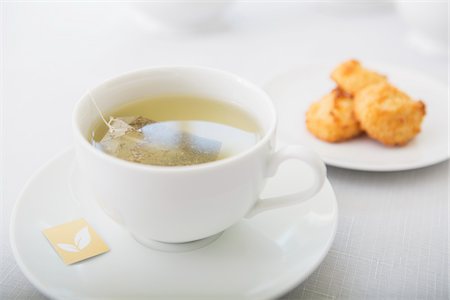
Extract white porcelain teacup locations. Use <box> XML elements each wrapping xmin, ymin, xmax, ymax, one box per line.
<box><xmin>73</xmin><ymin>66</ymin><xmax>326</xmax><ymax>246</ymax></box>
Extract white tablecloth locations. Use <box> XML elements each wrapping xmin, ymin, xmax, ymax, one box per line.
<box><xmin>1</xmin><ymin>2</ymin><xmax>448</xmax><ymax>299</ymax></box>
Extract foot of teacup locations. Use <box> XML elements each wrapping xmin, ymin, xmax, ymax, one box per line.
<box><xmin>131</xmin><ymin>232</ymin><xmax>223</xmax><ymax>252</ymax></box>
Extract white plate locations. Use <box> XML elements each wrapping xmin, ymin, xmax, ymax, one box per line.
<box><xmin>10</xmin><ymin>149</ymin><xmax>338</xmax><ymax>300</ymax></box>
<box><xmin>264</xmin><ymin>63</ymin><xmax>449</xmax><ymax>171</ymax></box>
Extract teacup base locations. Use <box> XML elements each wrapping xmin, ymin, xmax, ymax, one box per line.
<box><xmin>69</xmin><ymin>164</ymin><xmax>224</xmax><ymax>253</ymax></box>
<box><xmin>131</xmin><ymin>232</ymin><xmax>223</xmax><ymax>252</ymax></box>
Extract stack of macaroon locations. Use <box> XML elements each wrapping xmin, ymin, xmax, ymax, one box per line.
<box><xmin>306</xmin><ymin>60</ymin><xmax>426</xmax><ymax>146</ymax></box>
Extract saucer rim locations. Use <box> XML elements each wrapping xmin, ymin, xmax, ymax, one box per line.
<box><xmin>10</xmin><ymin>149</ymin><xmax>338</xmax><ymax>300</ymax></box>
<box><xmin>320</xmin><ymin>154</ymin><xmax>449</xmax><ymax>172</ymax></box>
<box><xmin>10</xmin><ymin>149</ymin><xmax>75</xmax><ymax>299</ymax></box>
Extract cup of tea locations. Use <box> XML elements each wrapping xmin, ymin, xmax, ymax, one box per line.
<box><xmin>72</xmin><ymin>66</ymin><xmax>326</xmax><ymax>246</ymax></box>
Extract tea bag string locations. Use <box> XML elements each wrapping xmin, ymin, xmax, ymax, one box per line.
<box><xmin>88</xmin><ymin>92</ymin><xmax>113</xmax><ymax>130</ymax></box>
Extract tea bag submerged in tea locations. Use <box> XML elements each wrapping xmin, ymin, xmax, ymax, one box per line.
<box><xmin>95</xmin><ymin>116</ymin><xmax>222</xmax><ymax>166</ymax></box>
<box><xmin>100</xmin><ymin>116</ymin><xmax>154</xmax><ymax>141</ymax></box>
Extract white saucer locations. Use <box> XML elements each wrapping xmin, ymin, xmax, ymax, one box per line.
<box><xmin>264</xmin><ymin>63</ymin><xmax>449</xmax><ymax>171</ymax></box>
<box><xmin>10</xmin><ymin>150</ymin><xmax>338</xmax><ymax>300</ymax></box>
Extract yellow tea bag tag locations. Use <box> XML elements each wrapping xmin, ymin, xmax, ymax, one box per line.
<box><xmin>43</xmin><ymin>218</ymin><xmax>109</xmax><ymax>265</ymax></box>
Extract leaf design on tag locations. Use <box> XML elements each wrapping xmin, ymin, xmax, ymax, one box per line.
<box><xmin>74</xmin><ymin>226</ymin><xmax>91</xmax><ymax>250</ymax></box>
<box><xmin>57</xmin><ymin>243</ymin><xmax>80</xmax><ymax>253</ymax></box>
<box><xmin>56</xmin><ymin>227</ymin><xmax>91</xmax><ymax>253</ymax></box>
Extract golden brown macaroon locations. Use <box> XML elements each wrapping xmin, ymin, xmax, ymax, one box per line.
<box><xmin>354</xmin><ymin>82</ymin><xmax>426</xmax><ymax>146</ymax></box>
<box><xmin>331</xmin><ymin>60</ymin><xmax>387</xmax><ymax>95</ymax></box>
<box><xmin>306</xmin><ymin>88</ymin><xmax>363</xmax><ymax>142</ymax></box>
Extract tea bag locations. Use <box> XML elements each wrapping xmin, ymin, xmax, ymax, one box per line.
<box><xmin>95</xmin><ymin>116</ymin><xmax>222</xmax><ymax>166</ymax></box>
<box><xmin>96</xmin><ymin>116</ymin><xmax>154</xmax><ymax>155</ymax></box>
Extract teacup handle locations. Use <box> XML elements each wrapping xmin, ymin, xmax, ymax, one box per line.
<box><xmin>246</xmin><ymin>145</ymin><xmax>326</xmax><ymax>218</ymax></box>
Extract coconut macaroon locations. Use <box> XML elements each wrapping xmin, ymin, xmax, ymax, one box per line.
<box><xmin>306</xmin><ymin>88</ymin><xmax>363</xmax><ymax>142</ymax></box>
<box><xmin>354</xmin><ymin>82</ymin><xmax>426</xmax><ymax>146</ymax></box>
<box><xmin>331</xmin><ymin>60</ymin><xmax>387</xmax><ymax>95</ymax></box>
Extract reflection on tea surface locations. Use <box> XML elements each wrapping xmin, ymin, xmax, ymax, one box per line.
<box><xmin>91</xmin><ymin>95</ymin><xmax>261</xmax><ymax>166</ymax></box>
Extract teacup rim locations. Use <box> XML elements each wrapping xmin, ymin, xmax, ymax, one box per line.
<box><xmin>73</xmin><ymin>65</ymin><xmax>277</xmax><ymax>172</ymax></box>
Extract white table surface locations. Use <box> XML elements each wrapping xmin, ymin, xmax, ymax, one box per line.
<box><xmin>1</xmin><ymin>2</ymin><xmax>448</xmax><ymax>299</ymax></box>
